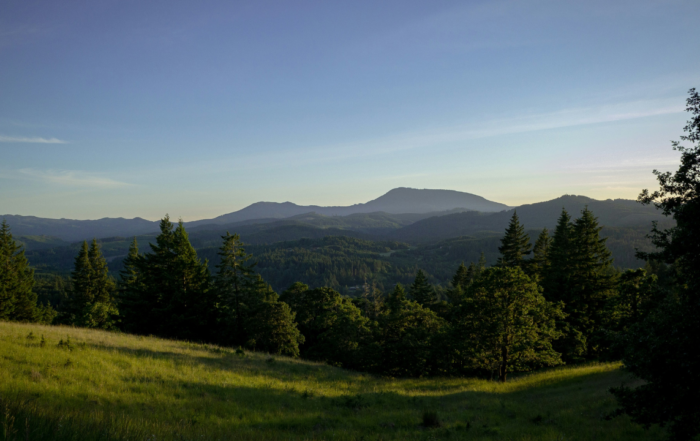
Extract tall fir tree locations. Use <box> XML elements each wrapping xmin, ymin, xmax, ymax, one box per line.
<box><xmin>157</xmin><ymin>220</ymin><xmax>214</xmax><ymax>341</ymax></box>
<box><xmin>568</xmin><ymin>207</ymin><xmax>615</xmax><ymax>358</ymax></box>
<box><xmin>67</xmin><ymin>240</ymin><xmax>118</xmax><ymax>329</ymax></box>
<box><xmin>117</xmin><ymin>238</ymin><xmax>146</xmax><ymax>333</ymax></box>
<box><xmin>497</xmin><ymin>211</ymin><xmax>532</xmax><ymax>269</ymax></box>
<box><xmin>409</xmin><ymin>270</ymin><xmax>434</xmax><ymax>306</ymax></box>
<box><xmin>67</xmin><ymin>241</ymin><xmax>93</xmax><ymax>319</ymax></box>
<box><xmin>215</xmin><ymin>232</ymin><xmax>257</xmax><ymax>345</ymax></box>
<box><xmin>541</xmin><ymin>209</ymin><xmax>586</xmax><ymax>361</ymax></box>
<box><xmin>129</xmin><ymin>215</ymin><xmax>177</xmax><ymax>336</ymax></box>
<box><xmin>531</xmin><ymin>228</ymin><xmax>552</xmax><ymax>280</ymax></box>
<box><xmin>0</xmin><ymin>220</ymin><xmax>40</xmax><ymax>322</ymax></box>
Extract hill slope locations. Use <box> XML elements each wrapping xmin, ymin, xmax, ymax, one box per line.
<box><xmin>0</xmin><ymin>321</ymin><xmax>664</xmax><ymax>441</ymax></box>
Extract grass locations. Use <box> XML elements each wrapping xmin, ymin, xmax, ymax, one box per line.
<box><xmin>0</xmin><ymin>321</ymin><xmax>664</xmax><ymax>441</ymax></box>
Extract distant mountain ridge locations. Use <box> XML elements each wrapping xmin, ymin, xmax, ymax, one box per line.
<box><xmin>188</xmin><ymin>188</ymin><xmax>509</xmax><ymax>227</ymax></box>
<box><xmin>390</xmin><ymin>195</ymin><xmax>669</xmax><ymax>242</ymax></box>
<box><xmin>3</xmin><ymin>188</ymin><xmax>509</xmax><ymax>241</ymax></box>
<box><xmin>3</xmin><ymin>191</ymin><xmax>665</xmax><ymax>244</ymax></box>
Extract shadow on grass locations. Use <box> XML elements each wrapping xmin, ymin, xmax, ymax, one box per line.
<box><xmin>2</xmin><ymin>365</ymin><xmax>646</xmax><ymax>441</ymax></box>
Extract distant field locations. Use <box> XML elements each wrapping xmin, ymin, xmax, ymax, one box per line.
<box><xmin>0</xmin><ymin>321</ymin><xmax>664</xmax><ymax>441</ymax></box>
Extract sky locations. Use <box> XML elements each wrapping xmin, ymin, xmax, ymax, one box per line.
<box><xmin>1</xmin><ymin>0</ymin><xmax>698</xmax><ymax>221</ymax></box>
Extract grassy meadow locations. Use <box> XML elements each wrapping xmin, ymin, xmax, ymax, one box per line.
<box><xmin>0</xmin><ymin>321</ymin><xmax>663</xmax><ymax>441</ymax></box>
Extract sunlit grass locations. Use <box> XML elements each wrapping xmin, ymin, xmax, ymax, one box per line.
<box><xmin>0</xmin><ymin>321</ymin><xmax>664</xmax><ymax>440</ymax></box>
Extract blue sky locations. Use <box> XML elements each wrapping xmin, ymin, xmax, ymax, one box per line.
<box><xmin>1</xmin><ymin>0</ymin><xmax>698</xmax><ymax>220</ymax></box>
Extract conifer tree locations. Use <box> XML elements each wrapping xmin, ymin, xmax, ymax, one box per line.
<box><xmin>541</xmin><ymin>209</ymin><xmax>586</xmax><ymax>361</ymax></box>
<box><xmin>158</xmin><ymin>220</ymin><xmax>214</xmax><ymax>341</ymax></box>
<box><xmin>569</xmin><ymin>207</ymin><xmax>615</xmax><ymax>358</ymax></box>
<box><xmin>118</xmin><ymin>238</ymin><xmax>146</xmax><ymax>333</ymax></box>
<box><xmin>215</xmin><ymin>232</ymin><xmax>257</xmax><ymax>345</ymax></box>
<box><xmin>67</xmin><ymin>241</ymin><xmax>93</xmax><ymax>319</ymax></box>
<box><xmin>129</xmin><ymin>216</ymin><xmax>177</xmax><ymax>336</ymax></box>
<box><xmin>409</xmin><ymin>270</ymin><xmax>434</xmax><ymax>306</ymax></box>
<box><xmin>497</xmin><ymin>211</ymin><xmax>532</xmax><ymax>269</ymax></box>
<box><xmin>89</xmin><ymin>239</ymin><xmax>115</xmax><ymax>304</ymax></box>
<box><xmin>0</xmin><ymin>220</ymin><xmax>40</xmax><ymax>322</ymax></box>
<box><xmin>531</xmin><ymin>228</ymin><xmax>552</xmax><ymax>280</ymax></box>
<box><xmin>67</xmin><ymin>240</ymin><xmax>118</xmax><ymax>329</ymax></box>
<box><xmin>451</xmin><ymin>263</ymin><xmax>470</xmax><ymax>289</ymax></box>
<box><xmin>386</xmin><ymin>283</ymin><xmax>408</xmax><ymax>313</ymax></box>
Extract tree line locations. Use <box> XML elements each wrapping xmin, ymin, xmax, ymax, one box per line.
<box><xmin>0</xmin><ymin>204</ymin><xmax>659</xmax><ymax>382</ymax></box>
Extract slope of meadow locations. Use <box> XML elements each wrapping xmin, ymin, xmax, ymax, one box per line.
<box><xmin>0</xmin><ymin>321</ymin><xmax>663</xmax><ymax>441</ymax></box>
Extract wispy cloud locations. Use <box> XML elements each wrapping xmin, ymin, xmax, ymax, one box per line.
<box><xmin>0</xmin><ymin>135</ymin><xmax>68</xmax><ymax>144</ymax></box>
<box><xmin>17</xmin><ymin>169</ymin><xmax>133</xmax><ymax>188</ymax></box>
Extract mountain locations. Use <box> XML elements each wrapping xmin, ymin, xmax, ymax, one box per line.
<box><xmin>1</xmin><ymin>215</ymin><xmax>159</xmax><ymax>243</ymax></box>
<box><xmin>188</xmin><ymin>188</ymin><xmax>509</xmax><ymax>226</ymax></box>
<box><xmin>2</xmin><ymin>188</ymin><xmax>508</xmax><ymax>240</ymax></box>
<box><xmin>391</xmin><ymin>195</ymin><xmax>671</xmax><ymax>243</ymax></box>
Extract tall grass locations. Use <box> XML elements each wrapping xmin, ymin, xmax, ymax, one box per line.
<box><xmin>0</xmin><ymin>321</ymin><xmax>664</xmax><ymax>440</ymax></box>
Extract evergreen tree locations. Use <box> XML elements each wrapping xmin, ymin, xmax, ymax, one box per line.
<box><xmin>409</xmin><ymin>270</ymin><xmax>434</xmax><ymax>306</ymax></box>
<box><xmin>385</xmin><ymin>283</ymin><xmax>408</xmax><ymax>313</ymax></box>
<box><xmin>67</xmin><ymin>241</ymin><xmax>93</xmax><ymax>319</ymax></box>
<box><xmin>452</xmin><ymin>267</ymin><xmax>563</xmax><ymax>382</ymax></box>
<box><xmin>215</xmin><ymin>232</ymin><xmax>257</xmax><ymax>345</ymax></box>
<box><xmin>611</xmin><ymin>88</ymin><xmax>700</xmax><ymax>441</ymax></box>
<box><xmin>0</xmin><ymin>220</ymin><xmax>41</xmax><ymax>322</ymax></box>
<box><xmin>118</xmin><ymin>238</ymin><xmax>146</xmax><ymax>333</ymax></box>
<box><xmin>497</xmin><ymin>211</ymin><xmax>532</xmax><ymax>269</ymax></box>
<box><xmin>531</xmin><ymin>228</ymin><xmax>551</xmax><ymax>280</ymax></box>
<box><xmin>127</xmin><ymin>216</ymin><xmax>177</xmax><ymax>336</ymax></box>
<box><xmin>541</xmin><ymin>209</ymin><xmax>586</xmax><ymax>361</ymax></box>
<box><xmin>569</xmin><ymin>207</ymin><xmax>616</xmax><ymax>358</ymax></box>
<box><xmin>243</xmin><ymin>275</ymin><xmax>303</xmax><ymax>356</ymax></box>
<box><xmin>157</xmin><ymin>220</ymin><xmax>214</xmax><ymax>341</ymax></box>
<box><xmin>67</xmin><ymin>240</ymin><xmax>118</xmax><ymax>329</ymax></box>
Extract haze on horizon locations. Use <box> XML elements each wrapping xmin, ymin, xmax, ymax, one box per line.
<box><xmin>1</xmin><ymin>0</ymin><xmax>698</xmax><ymax>221</ymax></box>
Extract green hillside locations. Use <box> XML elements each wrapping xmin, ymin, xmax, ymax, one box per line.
<box><xmin>0</xmin><ymin>321</ymin><xmax>663</xmax><ymax>441</ymax></box>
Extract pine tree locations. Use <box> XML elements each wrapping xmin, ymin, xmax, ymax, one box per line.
<box><xmin>531</xmin><ymin>228</ymin><xmax>552</xmax><ymax>280</ymax></box>
<box><xmin>386</xmin><ymin>283</ymin><xmax>408</xmax><ymax>313</ymax></box>
<box><xmin>88</xmin><ymin>239</ymin><xmax>115</xmax><ymax>304</ymax></box>
<box><xmin>129</xmin><ymin>216</ymin><xmax>177</xmax><ymax>336</ymax></box>
<box><xmin>543</xmin><ymin>209</ymin><xmax>574</xmax><ymax>302</ymax></box>
<box><xmin>158</xmin><ymin>220</ymin><xmax>214</xmax><ymax>341</ymax></box>
<box><xmin>0</xmin><ymin>220</ymin><xmax>40</xmax><ymax>322</ymax></box>
<box><xmin>215</xmin><ymin>232</ymin><xmax>257</xmax><ymax>345</ymax></box>
<box><xmin>541</xmin><ymin>209</ymin><xmax>586</xmax><ymax>361</ymax></box>
<box><xmin>67</xmin><ymin>241</ymin><xmax>93</xmax><ymax>319</ymax></box>
<box><xmin>497</xmin><ymin>211</ymin><xmax>532</xmax><ymax>269</ymax></box>
<box><xmin>452</xmin><ymin>263</ymin><xmax>470</xmax><ymax>289</ymax></box>
<box><xmin>569</xmin><ymin>207</ymin><xmax>615</xmax><ymax>358</ymax></box>
<box><xmin>118</xmin><ymin>238</ymin><xmax>146</xmax><ymax>333</ymax></box>
<box><xmin>67</xmin><ymin>240</ymin><xmax>118</xmax><ymax>329</ymax></box>
<box><xmin>409</xmin><ymin>270</ymin><xmax>434</xmax><ymax>306</ymax></box>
